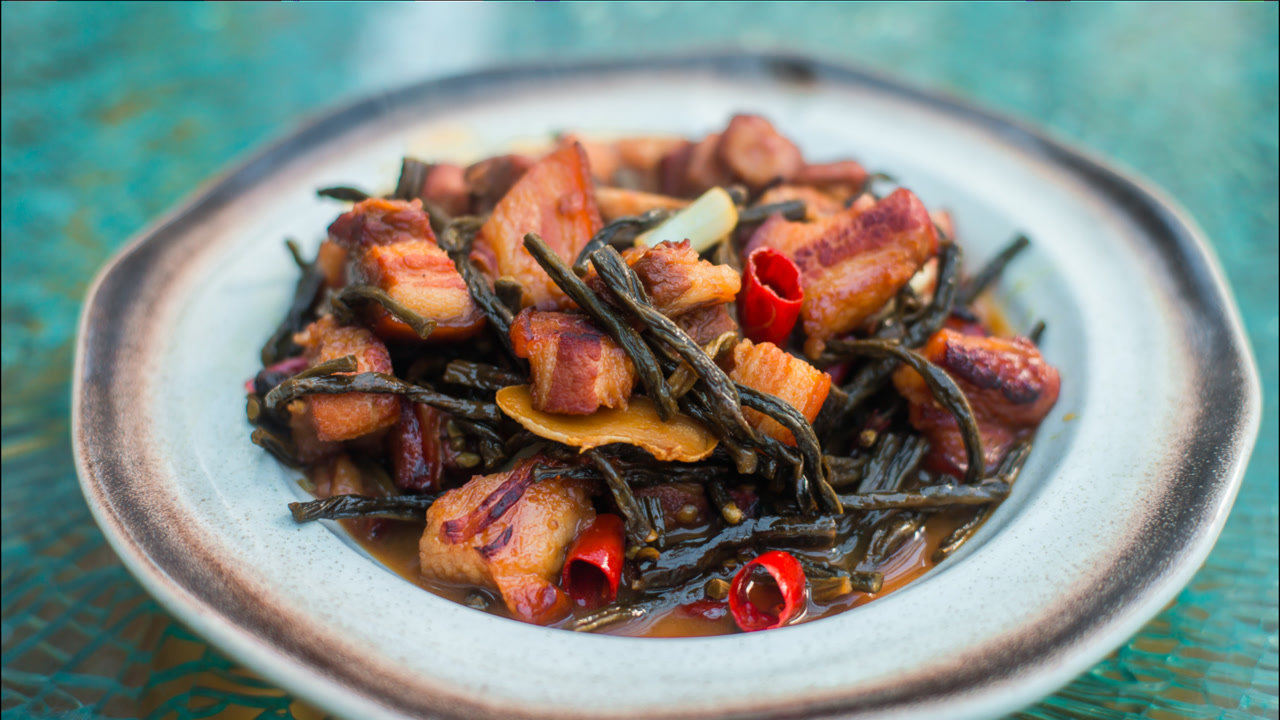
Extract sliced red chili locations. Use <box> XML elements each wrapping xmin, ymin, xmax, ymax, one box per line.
<box><xmin>561</xmin><ymin>514</ymin><xmax>625</xmax><ymax>608</ymax></box>
<box><xmin>738</xmin><ymin>247</ymin><xmax>803</xmax><ymax>345</ymax></box>
<box><xmin>728</xmin><ymin>550</ymin><xmax>806</xmax><ymax>632</ymax></box>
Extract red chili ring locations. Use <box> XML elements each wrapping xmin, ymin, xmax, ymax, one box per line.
<box><xmin>738</xmin><ymin>247</ymin><xmax>803</xmax><ymax>346</ymax></box>
<box><xmin>561</xmin><ymin>514</ymin><xmax>626</xmax><ymax>608</ymax></box>
<box><xmin>728</xmin><ymin>550</ymin><xmax>807</xmax><ymax>632</ymax></box>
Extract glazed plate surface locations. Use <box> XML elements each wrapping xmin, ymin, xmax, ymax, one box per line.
<box><xmin>72</xmin><ymin>54</ymin><xmax>1260</xmax><ymax>720</ymax></box>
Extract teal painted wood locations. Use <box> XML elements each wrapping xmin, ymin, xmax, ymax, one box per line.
<box><xmin>2</xmin><ymin>4</ymin><xmax>1275</xmax><ymax>718</ymax></box>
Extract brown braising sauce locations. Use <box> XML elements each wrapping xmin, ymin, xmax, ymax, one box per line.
<box><xmin>335</xmin><ymin>509</ymin><xmax>967</xmax><ymax>637</ymax></box>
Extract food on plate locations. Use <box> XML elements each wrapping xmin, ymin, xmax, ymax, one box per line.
<box><xmin>251</xmin><ymin>114</ymin><xmax>1061</xmax><ymax>636</ymax></box>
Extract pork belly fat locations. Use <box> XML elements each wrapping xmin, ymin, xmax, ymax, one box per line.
<box><xmin>471</xmin><ymin>143</ymin><xmax>603</xmax><ymax>310</ymax></box>
<box><xmin>748</xmin><ymin>188</ymin><xmax>938</xmax><ymax>357</ymax></box>
<box><xmin>510</xmin><ymin>309</ymin><xmax>637</xmax><ymax>415</ymax></box>
<box><xmin>356</xmin><ymin>240</ymin><xmax>485</xmax><ymax>342</ymax></box>
<box><xmin>893</xmin><ymin>329</ymin><xmax>1061</xmax><ymax>475</ymax></box>
<box><xmin>727</xmin><ymin>339</ymin><xmax>831</xmax><ymax>445</ymax></box>
<box><xmin>420</xmin><ymin>467</ymin><xmax>595</xmax><ymax>625</ymax></box>
<box><xmin>293</xmin><ymin>316</ymin><xmax>401</xmax><ymax>442</ymax></box>
<box><xmin>327</xmin><ymin>198</ymin><xmax>436</xmax><ymax>250</ymax></box>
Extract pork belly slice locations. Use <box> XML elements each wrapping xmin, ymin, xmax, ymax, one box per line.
<box><xmin>417</xmin><ymin>162</ymin><xmax>471</xmax><ymax>218</ymax></box>
<box><xmin>419</xmin><ymin>463</ymin><xmax>595</xmax><ymax>625</ymax></box>
<box><xmin>659</xmin><ymin>133</ymin><xmax>736</xmax><ymax>198</ymax></box>
<box><xmin>727</xmin><ymin>339</ymin><xmax>831</xmax><ymax>446</ymax></box>
<box><xmin>465</xmin><ymin>154</ymin><xmax>535</xmax><ymax>215</ymax></box>
<box><xmin>583</xmin><ymin>240</ymin><xmax>741</xmax><ymax>318</ymax></box>
<box><xmin>293</xmin><ymin>316</ymin><xmax>401</xmax><ymax>442</ymax></box>
<box><xmin>718</xmin><ymin>114</ymin><xmax>804</xmax><ymax>191</ymax></box>
<box><xmin>509</xmin><ymin>309</ymin><xmax>636</xmax><ymax>415</ymax></box>
<box><xmin>594</xmin><ymin>186</ymin><xmax>688</xmax><ymax>223</ymax></box>
<box><xmin>314</xmin><ymin>240</ymin><xmax>349</xmax><ymax>289</ymax></box>
<box><xmin>327</xmin><ymin>197</ymin><xmax>436</xmax><ymax>250</ymax></box>
<box><xmin>794</xmin><ymin>160</ymin><xmax>869</xmax><ymax>200</ymax></box>
<box><xmin>625</xmin><ymin>240</ymin><xmax>741</xmax><ymax>316</ymax></box>
<box><xmin>471</xmin><ymin>143</ymin><xmax>603</xmax><ymax>310</ymax></box>
<box><xmin>388</xmin><ymin>402</ymin><xmax>446</xmax><ymax>493</ymax></box>
<box><xmin>747</xmin><ymin>188</ymin><xmax>939</xmax><ymax>357</ymax></box>
<box><xmin>754</xmin><ymin>185</ymin><xmax>846</xmax><ymax>220</ymax></box>
<box><xmin>556</xmin><ymin>133</ymin><xmax>620</xmax><ymax>184</ymax></box>
<box><xmin>893</xmin><ymin>328</ymin><xmax>1061</xmax><ymax>476</ymax></box>
<box><xmin>614</xmin><ymin>135</ymin><xmax>690</xmax><ymax>191</ymax></box>
<box><xmin>356</xmin><ymin>239</ymin><xmax>485</xmax><ymax>342</ymax></box>
<box><xmin>674</xmin><ymin>303</ymin><xmax>739</xmax><ymax>346</ymax></box>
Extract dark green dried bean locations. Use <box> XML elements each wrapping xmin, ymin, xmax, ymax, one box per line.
<box><xmin>833</xmin><ymin>340</ymin><xmax>985</xmax><ymax>484</ymax></box>
<box><xmin>264</xmin><ymin>372</ymin><xmax>501</xmax><ymax>423</ymax></box>
<box><xmin>523</xmin><ymin>232</ymin><xmax>678</xmax><ymax>420</ymax></box>
<box><xmin>958</xmin><ymin>234</ymin><xmax>1030</xmax><ymax>306</ymax></box>
<box><xmin>289</xmin><ymin>493</ymin><xmax>437</xmax><ymax>523</ymax></box>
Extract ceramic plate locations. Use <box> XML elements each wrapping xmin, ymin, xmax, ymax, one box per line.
<box><xmin>73</xmin><ymin>53</ymin><xmax>1261</xmax><ymax>720</ymax></box>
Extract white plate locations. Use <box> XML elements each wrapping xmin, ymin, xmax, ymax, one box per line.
<box><xmin>73</xmin><ymin>53</ymin><xmax>1261</xmax><ymax>720</ymax></box>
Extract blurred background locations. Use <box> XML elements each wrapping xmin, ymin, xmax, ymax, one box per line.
<box><xmin>2</xmin><ymin>3</ymin><xmax>1275</xmax><ymax>718</ymax></box>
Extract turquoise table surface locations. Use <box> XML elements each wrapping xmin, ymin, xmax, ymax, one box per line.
<box><xmin>2</xmin><ymin>4</ymin><xmax>1276</xmax><ymax>718</ymax></box>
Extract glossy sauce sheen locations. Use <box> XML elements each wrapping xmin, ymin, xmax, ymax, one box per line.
<box><xmin>345</xmin><ymin>511</ymin><xmax>964</xmax><ymax>636</ymax></box>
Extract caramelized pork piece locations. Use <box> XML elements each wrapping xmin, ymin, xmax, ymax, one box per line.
<box><xmin>465</xmin><ymin>154</ymin><xmax>535</xmax><ymax>215</ymax></box>
<box><xmin>624</xmin><ymin>240</ymin><xmax>741</xmax><ymax>316</ymax></box>
<box><xmin>420</xmin><ymin>463</ymin><xmax>595</xmax><ymax>625</ymax></box>
<box><xmin>357</xmin><ymin>240</ymin><xmax>485</xmax><ymax>342</ymax></box>
<box><xmin>754</xmin><ymin>185</ymin><xmax>845</xmax><ymax>220</ymax></box>
<box><xmin>327</xmin><ymin>198</ymin><xmax>436</xmax><ymax>249</ymax></box>
<box><xmin>509</xmin><ymin>309</ymin><xmax>637</xmax><ymax>415</ymax></box>
<box><xmin>308</xmin><ymin>454</ymin><xmax>392</xmax><ymax>539</ymax></box>
<box><xmin>718</xmin><ymin>114</ymin><xmax>804</xmax><ymax>191</ymax></box>
<box><xmin>388</xmin><ymin>402</ymin><xmax>445</xmax><ymax>493</ymax></box>
<box><xmin>634</xmin><ymin>482</ymin><xmax>710</xmax><ymax>528</ymax></box>
<box><xmin>727</xmin><ymin>339</ymin><xmax>831</xmax><ymax>445</ymax></box>
<box><xmin>293</xmin><ymin>316</ymin><xmax>400</xmax><ymax>442</ymax></box>
<box><xmin>657</xmin><ymin>140</ymin><xmax>696</xmax><ymax>197</ymax></box>
<box><xmin>471</xmin><ymin>143</ymin><xmax>603</xmax><ymax>309</ymax></box>
<box><xmin>893</xmin><ymin>329</ymin><xmax>1061</xmax><ymax>475</ymax></box>
<box><xmin>417</xmin><ymin>162</ymin><xmax>471</xmax><ymax>218</ymax></box>
<box><xmin>614</xmin><ymin>136</ymin><xmax>689</xmax><ymax>191</ymax></box>
<box><xmin>747</xmin><ymin>188</ymin><xmax>939</xmax><ymax>357</ymax></box>
<box><xmin>659</xmin><ymin>134</ymin><xmax>736</xmax><ymax>198</ymax></box>
<box><xmin>286</xmin><ymin>400</ymin><xmax>340</xmax><ymax>463</ymax></box>
<box><xmin>674</xmin><ymin>304</ymin><xmax>740</xmax><ymax>346</ymax></box>
<box><xmin>557</xmin><ymin>133</ymin><xmax>621</xmax><ymax>184</ymax></box>
<box><xmin>794</xmin><ymin>160</ymin><xmax>869</xmax><ymax>201</ymax></box>
<box><xmin>594</xmin><ymin>186</ymin><xmax>689</xmax><ymax>223</ymax></box>
<box><xmin>314</xmin><ymin>240</ymin><xmax>349</xmax><ymax>289</ymax></box>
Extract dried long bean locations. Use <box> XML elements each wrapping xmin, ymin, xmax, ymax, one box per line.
<box><xmin>738</xmin><ymin>199</ymin><xmax>807</xmax><ymax>224</ymax></box>
<box><xmin>572</xmin><ymin>208</ymin><xmax>671</xmax><ymax>273</ymax></box>
<box><xmin>636</xmin><ymin>516</ymin><xmax>837</xmax><ymax>590</ymax></box>
<box><xmin>441</xmin><ymin>359</ymin><xmax>523</xmax><ymax>392</ymax></box>
<box><xmin>331</xmin><ymin>285</ymin><xmax>437</xmax><ymax>340</ymax></box>
<box><xmin>833</xmin><ymin>242</ymin><xmax>962</xmax><ymax>412</ymax></box>
<box><xmin>439</xmin><ymin>218</ymin><xmax>521</xmax><ymax>360</ymax></box>
<box><xmin>264</xmin><ymin>372</ymin><xmax>502</xmax><ymax>423</ymax></box>
<box><xmin>933</xmin><ymin>442</ymin><xmax>1033</xmax><ymax>562</ymax></box>
<box><xmin>958</xmin><ymin>234</ymin><xmax>1030</xmax><ymax>305</ymax></box>
<box><xmin>523</xmin><ymin>232</ymin><xmax>678</xmax><ymax>420</ymax></box>
<box><xmin>590</xmin><ymin>246</ymin><xmax>755</xmax><ymax>441</ymax></box>
<box><xmin>839</xmin><ymin>482</ymin><xmax>1010</xmax><ymax>511</ymax></box>
<box><xmin>737</xmin><ymin>384</ymin><xmax>842</xmax><ymax>514</ymax></box>
<box><xmin>832</xmin><ymin>340</ymin><xmax>985</xmax><ymax>484</ymax></box>
<box><xmin>261</xmin><ymin>240</ymin><xmax>326</xmax><ymax>365</ymax></box>
<box><xmin>317</xmin><ymin>186</ymin><xmax>371</xmax><ymax>203</ymax></box>
<box><xmin>289</xmin><ymin>493</ymin><xmax>437</xmax><ymax>523</ymax></box>
<box><xmin>588</xmin><ymin>450</ymin><xmax>658</xmax><ymax>549</ymax></box>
